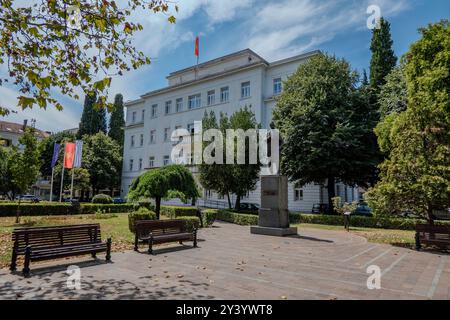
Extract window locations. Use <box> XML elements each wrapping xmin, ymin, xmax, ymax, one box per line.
<box><xmin>151</xmin><ymin>104</ymin><xmax>158</xmax><ymax>118</ymax></box>
<box><xmin>176</xmin><ymin>98</ymin><xmax>183</xmax><ymax>112</ymax></box>
<box><xmin>165</xmin><ymin>101</ymin><xmax>172</xmax><ymax>115</ymax></box>
<box><xmin>273</xmin><ymin>78</ymin><xmax>282</xmax><ymax>95</ymax></box>
<box><xmin>138</xmin><ymin>158</ymin><xmax>143</xmax><ymax>171</ymax></box>
<box><xmin>207</xmin><ymin>90</ymin><xmax>215</xmax><ymax>106</ymax></box>
<box><xmin>188</xmin><ymin>94</ymin><xmax>201</xmax><ymax>109</ymax></box>
<box><xmin>131</xmin><ymin>135</ymin><xmax>135</xmax><ymax>148</ymax></box>
<box><xmin>163</xmin><ymin>155</ymin><xmax>170</xmax><ymax>166</ymax></box>
<box><xmin>129</xmin><ymin>159</ymin><xmax>134</xmax><ymax>171</ymax></box>
<box><xmin>149</xmin><ymin>156</ymin><xmax>155</xmax><ymax>168</ymax></box>
<box><xmin>241</xmin><ymin>81</ymin><xmax>250</xmax><ymax>98</ymax></box>
<box><xmin>149</xmin><ymin>130</ymin><xmax>156</xmax><ymax>144</ymax></box>
<box><xmin>164</xmin><ymin>127</ymin><xmax>170</xmax><ymax>142</ymax></box>
<box><xmin>187</xmin><ymin>123</ymin><xmax>195</xmax><ymax>135</ymax></box>
<box><xmin>141</xmin><ymin>109</ymin><xmax>145</xmax><ymax>122</ymax></box>
<box><xmin>220</xmin><ymin>86</ymin><xmax>229</xmax><ymax>102</ymax></box>
<box><xmin>294</xmin><ymin>189</ymin><xmax>303</xmax><ymax>201</ymax></box>
<box><xmin>132</xmin><ymin>111</ymin><xmax>136</xmax><ymax>123</ymax></box>
<box><xmin>139</xmin><ymin>134</ymin><xmax>144</xmax><ymax>147</ymax></box>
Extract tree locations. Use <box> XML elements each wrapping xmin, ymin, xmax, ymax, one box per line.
<box><xmin>53</xmin><ymin>166</ymin><xmax>91</xmax><ymax>197</ymax></box>
<box><xmin>378</xmin><ymin>65</ymin><xmax>407</xmax><ymax>119</ymax></box>
<box><xmin>370</xmin><ymin>18</ymin><xmax>397</xmax><ymax>93</ymax></box>
<box><xmin>83</xmin><ymin>132</ymin><xmax>122</xmax><ymax>195</ymax></box>
<box><xmin>273</xmin><ymin>54</ymin><xmax>379</xmax><ymax>213</ymax></box>
<box><xmin>0</xmin><ymin>147</ymin><xmax>16</xmax><ymax>199</ymax></box>
<box><xmin>108</xmin><ymin>94</ymin><xmax>125</xmax><ymax>147</ymax></box>
<box><xmin>99</xmin><ymin>106</ymin><xmax>108</xmax><ymax>134</ymax></box>
<box><xmin>10</xmin><ymin>127</ymin><xmax>41</xmax><ymax>222</ymax></box>
<box><xmin>365</xmin><ymin>20</ymin><xmax>450</xmax><ymax>223</ymax></box>
<box><xmin>128</xmin><ymin>165</ymin><xmax>200</xmax><ymax>219</ymax></box>
<box><xmin>198</xmin><ymin>107</ymin><xmax>261</xmax><ymax>210</ymax></box>
<box><xmin>77</xmin><ymin>93</ymin><xmax>101</xmax><ymax>138</ymax></box>
<box><xmin>0</xmin><ymin>0</ymin><xmax>176</xmax><ymax>116</ymax></box>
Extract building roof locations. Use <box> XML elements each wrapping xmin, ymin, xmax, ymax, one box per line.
<box><xmin>0</xmin><ymin>120</ymin><xmax>50</xmax><ymax>139</ymax></box>
<box><xmin>125</xmin><ymin>48</ymin><xmax>321</xmax><ymax>106</ymax></box>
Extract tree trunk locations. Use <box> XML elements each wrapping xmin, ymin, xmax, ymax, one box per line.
<box><xmin>226</xmin><ymin>192</ymin><xmax>232</xmax><ymax>209</ymax></box>
<box><xmin>327</xmin><ymin>176</ymin><xmax>336</xmax><ymax>215</ymax></box>
<box><xmin>427</xmin><ymin>202</ymin><xmax>435</xmax><ymax>226</ymax></box>
<box><xmin>235</xmin><ymin>195</ymin><xmax>241</xmax><ymax>211</ymax></box>
<box><xmin>155</xmin><ymin>197</ymin><xmax>161</xmax><ymax>220</ymax></box>
<box><xmin>15</xmin><ymin>198</ymin><xmax>21</xmax><ymax>224</ymax></box>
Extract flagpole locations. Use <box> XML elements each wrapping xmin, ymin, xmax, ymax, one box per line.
<box><xmin>70</xmin><ymin>168</ymin><xmax>75</xmax><ymax>200</ymax></box>
<box><xmin>50</xmin><ymin>167</ymin><xmax>55</xmax><ymax>202</ymax></box>
<box><xmin>59</xmin><ymin>165</ymin><xmax>65</xmax><ymax>202</ymax></box>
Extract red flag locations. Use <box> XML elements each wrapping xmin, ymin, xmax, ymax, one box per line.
<box><xmin>64</xmin><ymin>143</ymin><xmax>76</xmax><ymax>169</ymax></box>
<box><xmin>195</xmin><ymin>36</ymin><xmax>199</xmax><ymax>57</ymax></box>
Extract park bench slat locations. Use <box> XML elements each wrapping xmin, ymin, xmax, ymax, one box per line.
<box><xmin>415</xmin><ymin>224</ymin><xmax>450</xmax><ymax>251</ymax></box>
<box><xmin>134</xmin><ymin>219</ymin><xmax>198</xmax><ymax>254</ymax></box>
<box><xmin>10</xmin><ymin>224</ymin><xmax>111</xmax><ymax>276</ymax></box>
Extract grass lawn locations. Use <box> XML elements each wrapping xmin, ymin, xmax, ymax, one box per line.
<box><xmin>0</xmin><ymin>214</ymin><xmax>416</xmax><ymax>269</ymax></box>
<box><xmin>294</xmin><ymin>223</ymin><xmax>416</xmax><ymax>248</ymax></box>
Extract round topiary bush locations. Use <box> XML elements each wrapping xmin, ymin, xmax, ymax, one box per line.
<box><xmin>128</xmin><ymin>207</ymin><xmax>157</xmax><ymax>233</ymax></box>
<box><xmin>92</xmin><ymin>194</ymin><xmax>113</xmax><ymax>204</ymax></box>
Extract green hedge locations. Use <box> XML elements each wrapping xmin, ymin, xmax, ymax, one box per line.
<box><xmin>200</xmin><ymin>209</ymin><xmax>217</xmax><ymax>227</ymax></box>
<box><xmin>92</xmin><ymin>194</ymin><xmax>113</xmax><ymax>204</ymax></box>
<box><xmin>161</xmin><ymin>206</ymin><xmax>199</xmax><ymax>218</ymax></box>
<box><xmin>128</xmin><ymin>208</ymin><xmax>157</xmax><ymax>233</ymax></box>
<box><xmin>216</xmin><ymin>210</ymin><xmax>258</xmax><ymax>226</ymax></box>
<box><xmin>178</xmin><ymin>216</ymin><xmax>201</xmax><ymax>232</ymax></box>
<box><xmin>0</xmin><ymin>203</ymin><xmax>135</xmax><ymax>217</ymax></box>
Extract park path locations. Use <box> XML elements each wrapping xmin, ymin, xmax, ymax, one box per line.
<box><xmin>0</xmin><ymin>222</ymin><xmax>449</xmax><ymax>300</ymax></box>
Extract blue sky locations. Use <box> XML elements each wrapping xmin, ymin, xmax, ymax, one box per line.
<box><xmin>2</xmin><ymin>0</ymin><xmax>449</xmax><ymax>132</ymax></box>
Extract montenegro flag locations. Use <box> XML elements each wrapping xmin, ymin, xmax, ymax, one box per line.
<box><xmin>195</xmin><ymin>36</ymin><xmax>199</xmax><ymax>57</ymax></box>
<box><xmin>64</xmin><ymin>143</ymin><xmax>76</xmax><ymax>169</ymax></box>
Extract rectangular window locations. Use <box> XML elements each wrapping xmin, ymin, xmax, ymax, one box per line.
<box><xmin>149</xmin><ymin>156</ymin><xmax>155</xmax><ymax>168</ymax></box>
<box><xmin>294</xmin><ymin>189</ymin><xmax>304</xmax><ymax>201</ymax></box>
<box><xmin>132</xmin><ymin>111</ymin><xmax>136</xmax><ymax>123</ymax></box>
<box><xmin>188</xmin><ymin>94</ymin><xmax>201</xmax><ymax>109</ymax></box>
<box><xmin>141</xmin><ymin>109</ymin><xmax>145</xmax><ymax>122</ymax></box>
<box><xmin>138</xmin><ymin>158</ymin><xmax>143</xmax><ymax>171</ymax></box>
<box><xmin>241</xmin><ymin>81</ymin><xmax>250</xmax><ymax>98</ymax></box>
<box><xmin>187</xmin><ymin>123</ymin><xmax>195</xmax><ymax>135</ymax></box>
<box><xmin>273</xmin><ymin>78</ymin><xmax>282</xmax><ymax>95</ymax></box>
<box><xmin>165</xmin><ymin>101</ymin><xmax>172</xmax><ymax>115</ymax></box>
<box><xmin>129</xmin><ymin>159</ymin><xmax>133</xmax><ymax>171</ymax></box>
<box><xmin>139</xmin><ymin>134</ymin><xmax>144</xmax><ymax>146</ymax></box>
<box><xmin>149</xmin><ymin>130</ymin><xmax>156</xmax><ymax>144</ymax></box>
<box><xmin>220</xmin><ymin>86</ymin><xmax>229</xmax><ymax>103</ymax></box>
<box><xmin>163</xmin><ymin>155</ymin><xmax>170</xmax><ymax>166</ymax></box>
<box><xmin>131</xmin><ymin>135</ymin><xmax>135</xmax><ymax>148</ymax></box>
<box><xmin>151</xmin><ymin>104</ymin><xmax>158</xmax><ymax>118</ymax></box>
<box><xmin>164</xmin><ymin>128</ymin><xmax>170</xmax><ymax>142</ymax></box>
<box><xmin>207</xmin><ymin>90</ymin><xmax>215</xmax><ymax>106</ymax></box>
<box><xmin>176</xmin><ymin>98</ymin><xmax>183</xmax><ymax>112</ymax></box>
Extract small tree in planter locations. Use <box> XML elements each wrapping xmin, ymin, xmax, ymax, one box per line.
<box><xmin>128</xmin><ymin>165</ymin><xmax>200</xmax><ymax>219</ymax></box>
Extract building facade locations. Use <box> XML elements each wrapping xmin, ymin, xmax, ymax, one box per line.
<box><xmin>122</xmin><ymin>49</ymin><xmax>360</xmax><ymax>212</ymax></box>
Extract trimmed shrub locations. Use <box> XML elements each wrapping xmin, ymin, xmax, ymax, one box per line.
<box><xmin>201</xmin><ymin>209</ymin><xmax>218</xmax><ymax>227</ymax></box>
<box><xmin>178</xmin><ymin>216</ymin><xmax>201</xmax><ymax>232</ymax></box>
<box><xmin>137</xmin><ymin>199</ymin><xmax>154</xmax><ymax>210</ymax></box>
<box><xmin>0</xmin><ymin>203</ymin><xmax>134</xmax><ymax>217</ymax></box>
<box><xmin>128</xmin><ymin>207</ymin><xmax>157</xmax><ymax>233</ymax></box>
<box><xmin>92</xmin><ymin>194</ymin><xmax>113</xmax><ymax>204</ymax></box>
<box><xmin>216</xmin><ymin>210</ymin><xmax>258</xmax><ymax>226</ymax></box>
<box><xmin>161</xmin><ymin>206</ymin><xmax>199</xmax><ymax>218</ymax></box>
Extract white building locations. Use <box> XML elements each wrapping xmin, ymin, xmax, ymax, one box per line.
<box><xmin>122</xmin><ymin>49</ymin><xmax>360</xmax><ymax>212</ymax></box>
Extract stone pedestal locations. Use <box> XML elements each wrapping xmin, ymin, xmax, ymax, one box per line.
<box><xmin>250</xmin><ymin>175</ymin><xmax>298</xmax><ymax>237</ymax></box>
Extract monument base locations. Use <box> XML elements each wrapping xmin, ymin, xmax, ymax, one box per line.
<box><xmin>250</xmin><ymin>226</ymin><xmax>298</xmax><ymax>237</ymax></box>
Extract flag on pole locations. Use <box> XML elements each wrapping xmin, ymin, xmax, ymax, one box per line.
<box><xmin>73</xmin><ymin>140</ymin><xmax>83</xmax><ymax>168</ymax></box>
<box><xmin>195</xmin><ymin>36</ymin><xmax>199</xmax><ymax>58</ymax></box>
<box><xmin>63</xmin><ymin>143</ymin><xmax>76</xmax><ymax>169</ymax></box>
<box><xmin>51</xmin><ymin>143</ymin><xmax>60</xmax><ymax>168</ymax></box>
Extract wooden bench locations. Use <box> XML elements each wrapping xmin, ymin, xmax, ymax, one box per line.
<box><xmin>10</xmin><ymin>224</ymin><xmax>111</xmax><ymax>276</ymax></box>
<box><xmin>134</xmin><ymin>219</ymin><xmax>197</xmax><ymax>254</ymax></box>
<box><xmin>415</xmin><ymin>224</ymin><xmax>450</xmax><ymax>251</ymax></box>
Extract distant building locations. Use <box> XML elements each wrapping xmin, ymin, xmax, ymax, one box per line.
<box><xmin>122</xmin><ymin>49</ymin><xmax>361</xmax><ymax>211</ymax></box>
<box><xmin>63</xmin><ymin>127</ymin><xmax>79</xmax><ymax>136</ymax></box>
<box><xmin>0</xmin><ymin>120</ymin><xmax>51</xmax><ymax>199</ymax></box>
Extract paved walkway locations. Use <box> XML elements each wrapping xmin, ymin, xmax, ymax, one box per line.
<box><xmin>1</xmin><ymin>222</ymin><xmax>449</xmax><ymax>300</ymax></box>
